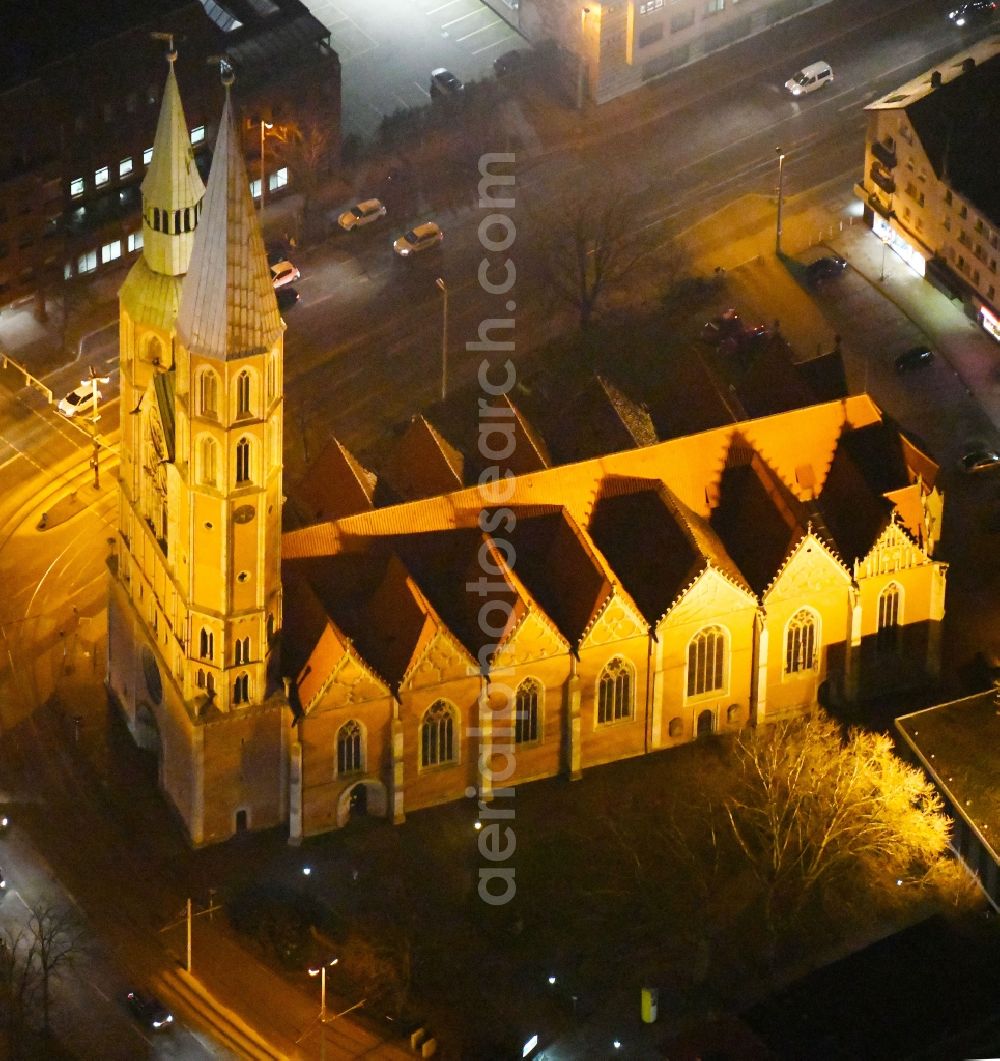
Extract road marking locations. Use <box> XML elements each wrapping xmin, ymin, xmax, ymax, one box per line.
<box><xmin>473</xmin><ymin>33</ymin><xmax>517</xmax><ymax>55</ymax></box>
<box><xmin>457</xmin><ymin>18</ymin><xmax>500</xmax><ymax>42</ymax></box>
<box><xmin>414</xmin><ymin>82</ymin><xmax>431</xmax><ymax>97</ymax></box>
<box><xmin>442</xmin><ymin>8</ymin><xmax>481</xmax><ymax>27</ymax></box>
<box><xmin>426</xmin><ymin>0</ymin><xmax>462</xmax><ymax>11</ymax></box>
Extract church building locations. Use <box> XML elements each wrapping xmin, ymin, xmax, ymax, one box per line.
<box><xmin>106</xmin><ymin>52</ymin><xmax>949</xmax><ymax>847</ymax></box>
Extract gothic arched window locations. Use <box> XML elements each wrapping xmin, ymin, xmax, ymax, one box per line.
<box><xmin>785</xmin><ymin>610</ymin><xmax>817</xmax><ymax>675</ymax></box>
<box><xmin>236</xmin><ymin>370</ymin><xmax>251</xmax><ymax>418</ymax></box>
<box><xmin>687</xmin><ymin>626</ymin><xmax>726</xmax><ymax>697</ymax></box>
<box><xmin>200</xmin><ymin>436</ymin><xmax>217</xmax><ymax>485</ymax></box>
<box><xmin>234</xmin><ymin>637</ymin><xmax>250</xmax><ymax>665</ymax></box>
<box><xmin>199</xmin><ymin>370</ymin><xmax>218</xmax><ymax>418</ymax></box>
<box><xmin>199</xmin><ymin>627</ymin><xmax>213</xmax><ymax>661</ymax></box>
<box><xmin>337</xmin><ymin>720</ymin><xmax>364</xmax><ymax>775</ymax></box>
<box><xmin>421</xmin><ymin>700</ymin><xmax>455</xmax><ymax>768</ymax></box>
<box><xmin>597</xmin><ymin>656</ymin><xmax>634</xmax><ymax>724</ymax></box>
<box><xmin>235</xmin><ymin>438</ymin><xmax>251</xmax><ymax>483</ymax></box>
<box><xmin>878</xmin><ymin>583</ymin><xmax>901</xmax><ymax>632</ymax></box>
<box><xmin>233</xmin><ymin>672</ymin><xmax>250</xmax><ymax>705</ymax></box>
<box><xmin>514</xmin><ymin>678</ymin><xmax>541</xmax><ymax>744</ymax></box>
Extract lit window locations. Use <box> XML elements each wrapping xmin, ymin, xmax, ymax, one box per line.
<box><xmin>270</xmin><ymin>167</ymin><xmax>288</xmax><ymax>192</ymax></box>
<box><xmin>101</xmin><ymin>240</ymin><xmax>121</xmax><ymax>264</ymax></box>
<box><xmin>249</xmin><ymin>177</ymin><xmax>262</xmax><ymax>201</ymax></box>
<box><xmin>127</xmin><ymin>231</ymin><xmax>143</xmax><ymax>253</ymax></box>
<box><xmin>190</xmin><ymin>125</ymin><xmax>205</xmax><ymax>145</ymax></box>
<box><xmin>515</xmin><ymin>678</ymin><xmax>540</xmax><ymax>743</ymax></box>
<box><xmin>785</xmin><ymin>610</ymin><xmax>817</xmax><ymax>674</ymax></box>
<box><xmin>597</xmin><ymin>656</ymin><xmax>634</xmax><ymax>724</ymax></box>
<box><xmin>70</xmin><ymin>178</ymin><xmax>85</xmax><ymax>198</ymax></box>
<box><xmin>337</xmin><ymin>720</ymin><xmax>364</xmax><ymax>774</ymax></box>
<box><xmin>63</xmin><ymin>262</ymin><xmax>73</xmax><ymax>280</ymax></box>
<box><xmin>119</xmin><ymin>157</ymin><xmax>133</xmax><ymax>178</ymax></box>
<box><xmin>421</xmin><ymin>700</ymin><xmax>455</xmax><ymax>767</ymax></box>
<box><xmin>77</xmin><ymin>250</ymin><xmax>97</xmax><ymax>274</ymax></box>
<box><xmin>687</xmin><ymin>626</ymin><xmax>726</xmax><ymax>697</ymax></box>
<box><xmin>143</xmin><ymin>147</ymin><xmax>153</xmax><ymax>166</ymax></box>
<box><xmin>95</xmin><ymin>166</ymin><xmax>109</xmax><ymax>187</ymax></box>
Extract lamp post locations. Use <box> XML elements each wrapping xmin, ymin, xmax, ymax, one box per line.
<box><xmin>576</xmin><ymin>7</ymin><xmax>591</xmax><ymax>111</ymax></box>
<box><xmin>775</xmin><ymin>147</ymin><xmax>786</xmax><ymax>256</ymax></box>
<box><xmin>308</xmin><ymin>958</ymin><xmax>338</xmax><ymax>1023</ymax></box>
<box><xmin>259</xmin><ymin>119</ymin><xmax>273</xmax><ymax>219</ymax></box>
<box><xmin>880</xmin><ymin>231</ymin><xmax>891</xmax><ymax>281</ymax></box>
<box><xmin>435</xmin><ymin>277</ymin><xmax>448</xmax><ymax>401</ymax></box>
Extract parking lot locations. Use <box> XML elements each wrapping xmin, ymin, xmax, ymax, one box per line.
<box><xmin>301</xmin><ymin>0</ymin><xmax>525</xmax><ymax>138</ymax></box>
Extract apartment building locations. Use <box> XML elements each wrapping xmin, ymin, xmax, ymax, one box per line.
<box><xmin>856</xmin><ymin>36</ymin><xmax>1000</xmax><ymax>342</ymax></box>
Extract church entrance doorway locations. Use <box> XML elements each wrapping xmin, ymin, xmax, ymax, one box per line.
<box><xmin>336</xmin><ymin>780</ymin><xmax>388</xmax><ymax>827</ymax></box>
<box><xmin>696</xmin><ymin>709</ymin><xmax>714</xmax><ymax>737</ymax></box>
<box><xmin>235</xmin><ymin>809</ymin><xmax>248</xmax><ymax>834</ymax></box>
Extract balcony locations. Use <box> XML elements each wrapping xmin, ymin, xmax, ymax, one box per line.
<box><xmin>869</xmin><ymin>164</ymin><xmax>895</xmax><ymax>195</ymax></box>
<box><xmin>871</xmin><ymin>139</ymin><xmax>897</xmax><ymax>170</ymax></box>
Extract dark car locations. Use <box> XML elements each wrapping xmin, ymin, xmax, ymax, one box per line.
<box><xmin>494</xmin><ymin>49</ymin><xmax>524</xmax><ymax>77</ymax></box>
<box><xmin>701</xmin><ymin>308</ymin><xmax>742</xmax><ymax>344</ymax></box>
<box><xmin>126</xmin><ymin>990</ymin><xmax>173</xmax><ymax>1030</ymax></box>
<box><xmin>806</xmin><ymin>255</ymin><xmax>848</xmax><ymax>285</ymax></box>
<box><xmin>948</xmin><ymin>1</ymin><xmax>997</xmax><ymax>27</ymax></box>
<box><xmin>276</xmin><ymin>286</ymin><xmax>300</xmax><ymax>312</ymax></box>
<box><xmin>430</xmin><ymin>68</ymin><xmax>464</xmax><ymax>98</ymax></box>
<box><xmin>960</xmin><ymin>449</ymin><xmax>1000</xmax><ymax>474</ymax></box>
<box><xmin>894</xmin><ymin>345</ymin><xmax>934</xmax><ymax>373</ymax></box>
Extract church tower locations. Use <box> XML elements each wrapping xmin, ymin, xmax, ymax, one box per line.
<box><xmin>108</xmin><ymin>51</ymin><xmax>290</xmax><ymax>845</ymax></box>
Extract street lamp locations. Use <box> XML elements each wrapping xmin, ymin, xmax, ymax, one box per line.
<box><xmin>576</xmin><ymin>7</ymin><xmax>591</xmax><ymax>111</ymax></box>
<box><xmin>775</xmin><ymin>147</ymin><xmax>786</xmax><ymax>256</ymax></box>
<box><xmin>435</xmin><ymin>277</ymin><xmax>448</xmax><ymax>401</ymax></box>
<box><xmin>308</xmin><ymin>957</ymin><xmax>339</xmax><ymax>1022</ymax></box>
<box><xmin>880</xmin><ymin>231</ymin><xmax>891</xmax><ymax>281</ymax></box>
<box><xmin>259</xmin><ymin>119</ymin><xmax>274</xmax><ymax>219</ymax></box>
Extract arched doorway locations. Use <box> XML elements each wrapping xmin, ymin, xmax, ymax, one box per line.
<box><xmin>336</xmin><ymin>780</ymin><xmax>388</xmax><ymax>827</ymax></box>
<box><xmin>696</xmin><ymin>709</ymin><xmax>714</xmax><ymax>737</ymax></box>
<box><xmin>235</xmin><ymin>809</ymin><xmax>249</xmax><ymax>834</ymax></box>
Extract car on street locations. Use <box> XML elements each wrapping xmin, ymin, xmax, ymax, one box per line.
<box><xmin>0</xmin><ymin>813</ymin><xmax>8</xmax><ymax>832</ymax></box>
<box><xmin>494</xmin><ymin>49</ymin><xmax>524</xmax><ymax>77</ymax></box>
<box><xmin>948</xmin><ymin>2</ymin><xmax>997</xmax><ymax>27</ymax></box>
<box><xmin>338</xmin><ymin>198</ymin><xmax>387</xmax><ymax>231</ymax></box>
<box><xmin>0</xmin><ymin>868</ymin><xmax>6</xmax><ymax>891</ymax></box>
<box><xmin>430</xmin><ymin>68</ymin><xmax>464</xmax><ymax>98</ymax></box>
<box><xmin>894</xmin><ymin>345</ymin><xmax>935</xmax><ymax>373</ymax></box>
<box><xmin>126</xmin><ymin>990</ymin><xmax>173</xmax><ymax>1030</ymax></box>
<box><xmin>785</xmin><ymin>61</ymin><xmax>833</xmax><ymax>96</ymax></box>
<box><xmin>57</xmin><ymin>383</ymin><xmax>101</xmax><ymax>418</ymax></box>
<box><xmin>960</xmin><ymin>449</ymin><xmax>1000</xmax><ymax>474</ymax></box>
<box><xmin>700</xmin><ymin>308</ymin><xmax>743</xmax><ymax>344</ymax></box>
<box><xmin>806</xmin><ymin>255</ymin><xmax>848</xmax><ymax>286</ymax></box>
<box><xmin>270</xmin><ymin>260</ymin><xmax>300</xmax><ymax>288</ymax></box>
<box><xmin>276</xmin><ymin>286</ymin><xmax>300</xmax><ymax>312</ymax></box>
<box><xmin>393</xmin><ymin>222</ymin><xmax>443</xmax><ymax>257</ymax></box>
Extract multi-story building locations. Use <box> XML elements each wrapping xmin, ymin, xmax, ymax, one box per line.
<box><xmin>0</xmin><ymin>1</ymin><xmax>339</xmax><ymax>315</ymax></box>
<box><xmin>856</xmin><ymin>36</ymin><xmax>1000</xmax><ymax>342</ymax></box>
<box><xmin>505</xmin><ymin>0</ymin><xmax>834</xmax><ymax>105</ymax></box>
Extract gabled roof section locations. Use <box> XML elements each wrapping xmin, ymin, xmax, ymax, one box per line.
<box><xmin>498</xmin><ymin>394</ymin><xmax>552</xmax><ymax>475</ymax></box>
<box><xmin>175</xmin><ymin>76</ymin><xmax>283</xmax><ymax>362</ymax></box>
<box><xmin>737</xmin><ymin>339</ymin><xmax>817</xmax><ymax>419</ymax></box>
<box><xmin>293</xmin><ymin>437</ymin><xmax>376</xmax><ymax>524</ymax></box>
<box><xmin>548</xmin><ymin>375</ymin><xmax>657</xmax><ymax>463</ymax></box>
<box><xmin>588</xmin><ymin>476</ymin><xmax>749</xmax><ymax>625</ymax></box>
<box><xmin>380</xmin><ymin>415</ymin><xmax>465</xmax><ymax>503</ymax></box>
<box><xmin>709</xmin><ymin>435</ymin><xmax>811</xmax><ymax>596</ymax></box>
<box><xmin>152</xmin><ymin>371</ymin><xmax>176</xmax><ymax>463</ymax></box>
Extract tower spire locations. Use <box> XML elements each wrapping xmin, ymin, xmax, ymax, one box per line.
<box><xmin>176</xmin><ymin>68</ymin><xmax>282</xmax><ymax>361</ymax></box>
<box><xmin>140</xmin><ymin>42</ymin><xmax>206</xmax><ymax>277</ymax></box>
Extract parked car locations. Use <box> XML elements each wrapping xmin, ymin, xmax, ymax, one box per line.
<box><xmin>494</xmin><ymin>49</ymin><xmax>524</xmax><ymax>77</ymax></box>
<box><xmin>393</xmin><ymin>222</ymin><xmax>443</xmax><ymax>257</ymax></box>
<box><xmin>126</xmin><ymin>990</ymin><xmax>173</xmax><ymax>1030</ymax></box>
<box><xmin>276</xmin><ymin>287</ymin><xmax>300</xmax><ymax>312</ymax></box>
<box><xmin>785</xmin><ymin>61</ymin><xmax>833</xmax><ymax>96</ymax></box>
<box><xmin>430</xmin><ymin>68</ymin><xmax>464</xmax><ymax>98</ymax></box>
<box><xmin>0</xmin><ymin>868</ymin><xmax>5</xmax><ymax>891</ymax></box>
<box><xmin>948</xmin><ymin>1</ymin><xmax>997</xmax><ymax>27</ymax></box>
<box><xmin>270</xmin><ymin>260</ymin><xmax>300</xmax><ymax>288</ymax></box>
<box><xmin>894</xmin><ymin>345</ymin><xmax>935</xmax><ymax>373</ymax></box>
<box><xmin>338</xmin><ymin>199</ymin><xmax>387</xmax><ymax>231</ymax></box>
<box><xmin>960</xmin><ymin>449</ymin><xmax>1000</xmax><ymax>474</ymax></box>
<box><xmin>806</xmin><ymin>255</ymin><xmax>848</xmax><ymax>285</ymax></box>
<box><xmin>57</xmin><ymin>383</ymin><xmax>101</xmax><ymax>418</ymax></box>
<box><xmin>700</xmin><ymin>308</ymin><xmax>743</xmax><ymax>344</ymax></box>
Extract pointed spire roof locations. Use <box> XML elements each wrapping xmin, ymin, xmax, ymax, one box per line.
<box><xmin>176</xmin><ymin>72</ymin><xmax>282</xmax><ymax>362</ymax></box>
<box><xmin>142</xmin><ymin>48</ymin><xmax>205</xmax><ymax>222</ymax></box>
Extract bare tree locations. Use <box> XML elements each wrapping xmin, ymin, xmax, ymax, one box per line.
<box><xmin>267</xmin><ymin>108</ymin><xmax>338</xmax><ymax>241</ymax></box>
<box><xmin>0</xmin><ymin>924</ymin><xmax>39</xmax><ymax>1049</ymax></box>
<box><xmin>26</xmin><ymin>902</ymin><xmax>84</xmax><ymax>1034</ymax></box>
<box><xmin>724</xmin><ymin>711</ymin><xmax>953</xmax><ymax>936</ymax></box>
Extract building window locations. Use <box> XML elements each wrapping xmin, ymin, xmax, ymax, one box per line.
<box><xmin>236</xmin><ymin>438</ymin><xmax>251</xmax><ymax>483</ymax></box>
<box><xmin>236</xmin><ymin>370</ymin><xmax>251</xmax><ymax>417</ymax></box>
<box><xmin>234</xmin><ymin>636</ymin><xmax>250</xmax><ymax>665</ymax></box>
<box><xmin>668</xmin><ymin>716</ymin><xmax>683</xmax><ymax>738</ymax></box>
<box><xmin>639</xmin><ymin>23</ymin><xmax>664</xmax><ymax>47</ymax></box>
<box><xmin>233</xmin><ymin>672</ymin><xmax>250</xmax><ymax>704</ymax></box>
<box><xmin>337</xmin><ymin>720</ymin><xmax>364</xmax><ymax>775</ymax></box>
<box><xmin>421</xmin><ymin>700</ymin><xmax>455</xmax><ymax>767</ymax></box>
<box><xmin>514</xmin><ymin>678</ymin><xmax>540</xmax><ymax>744</ymax></box>
<box><xmin>199</xmin><ymin>370</ymin><xmax>218</xmax><ymax>417</ymax></box>
<box><xmin>101</xmin><ymin>240</ymin><xmax>122</xmax><ymax>264</ymax></box>
<box><xmin>639</xmin><ymin>0</ymin><xmax>663</xmax><ymax>11</ymax></box>
<box><xmin>190</xmin><ymin>125</ymin><xmax>206</xmax><ymax>145</ymax></box>
<box><xmin>687</xmin><ymin>626</ymin><xmax>726</xmax><ymax>697</ymax></box>
<box><xmin>597</xmin><ymin>656</ymin><xmax>634</xmax><ymax>724</ymax></box>
<box><xmin>119</xmin><ymin>157</ymin><xmax>133</xmax><ymax>178</ymax></box>
<box><xmin>127</xmin><ymin>231</ymin><xmax>143</xmax><ymax>253</ymax></box>
<box><xmin>250</xmin><ymin>177</ymin><xmax>262</xmax><ymax>201</ymax></box>
<box><xmin>199</xmin><ymin>627</ymin><xmax>214</xmax><ymax>660</ymax></box>
<box><xmin>77</xmin><ymin>250</ymin><xmax>97</xmax><ymax>274</ymax></box>
<box><xmin>270</xmin><ymin>167</ymin><xmax>288</xmax><ymax>192</ymax></box>
<box><xmin>878</xmin><ymin>583</ymin><xmax>901</xmax><ymax>633</ymax></box>
<box><xmin>200</xmin><ymin>436</ymin><xmax>217</xmax><ymax>485</ymax></box>
<box><xmin>70</xmin><ymin>177</ymin><xmax>85</xmax><ymax>198</ymax></box>
<box><xmin>785</xmin><ymin>610</ymin><xmax>817</xmax><ymax>674</ymax></box>
<box><xmin>705</xmin><ymin>0</ymin><xmax>725</xmax><ymax>12</ymax></box>
<box><xmin>726</xmin><ymin>703</ymin><xmax>740</xmax><ymax>724</ymax></box>
<box><xmin>143</xmin><ymin>147</ymin><xmax>153</xmax><ymax>166</ymax></box>
<box><xmin>95</xmin><ymin>166</ymin><xmax>109</xmax><ymax>187</ymax></box>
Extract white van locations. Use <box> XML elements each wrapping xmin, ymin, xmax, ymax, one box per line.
<box><xmin>785</xmin><ymin>62</ymin><xmax>833</xmax><ymax>96</ymax></box>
